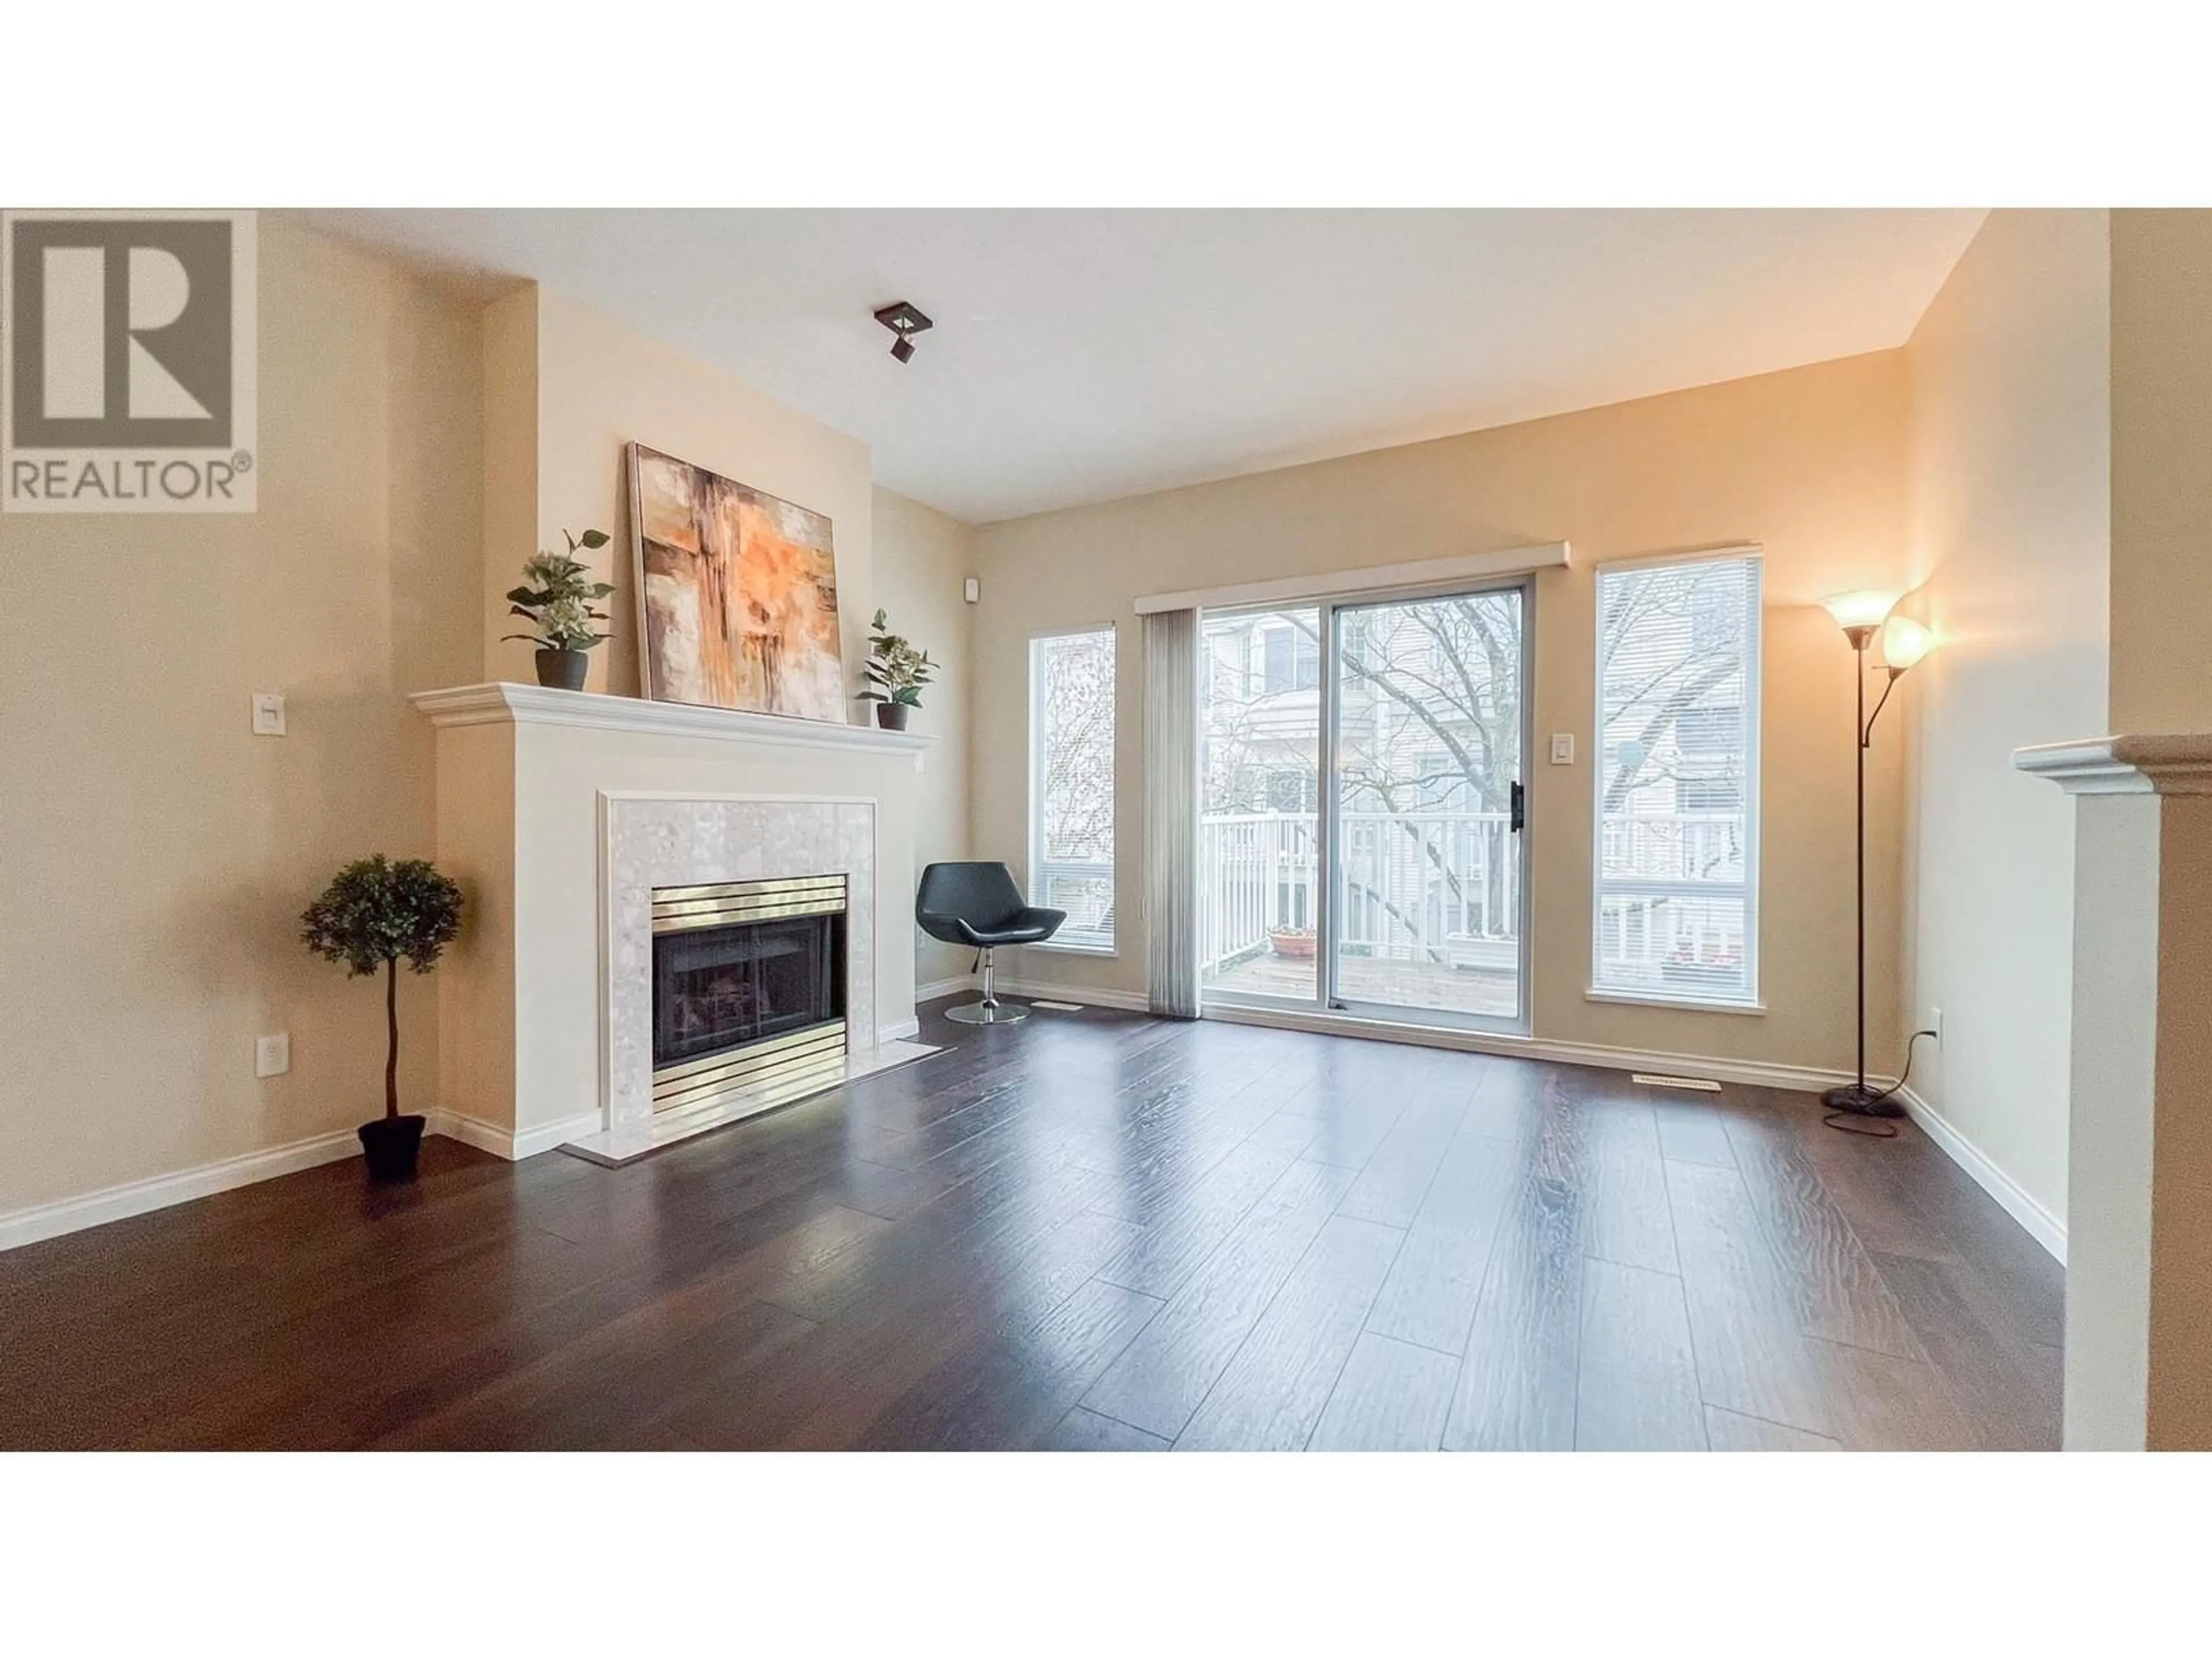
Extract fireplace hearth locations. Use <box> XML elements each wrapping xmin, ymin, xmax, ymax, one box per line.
<box><xmin>650</xmin><ymin>875</ymin><xmax>848</xmax><ymax>1115</ymax></box>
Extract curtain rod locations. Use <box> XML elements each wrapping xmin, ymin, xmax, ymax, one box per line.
<box><xmin>1131</xmin><ymin>541</ymin><xmax>1570</xmax><ymax>615</ymax></box>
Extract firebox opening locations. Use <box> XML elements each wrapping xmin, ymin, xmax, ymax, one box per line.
<box><xmin>649</xmin><ymin>876</ymin><xmax>849</xmax><ymax>1111</ymax></box>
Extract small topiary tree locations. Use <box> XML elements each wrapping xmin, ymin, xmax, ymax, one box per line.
<box><xmin>301</xmin><ymin>855</ymin><xmax>464</xmax><ymax>1122</ymax></box>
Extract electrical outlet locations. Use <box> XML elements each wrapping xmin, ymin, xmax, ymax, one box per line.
<box><xmin>1928</xmin><ymin>1007</ymin><xmax>1944</xmax><ymax>1048</ymax></box>
<box><xmin>255</xmin><ymin>1033</ymin><xmax>290</xmax><ymax>1077</ymax></box>
<box><xmin>251</xmin><ymin>692</ymin><xmax>286</xmax><ymax>736</ymax></box>
<box><xmin>1549</xmin><ymin>733</ymin><xmax>1574</xmax><ymax>764</ymax></box>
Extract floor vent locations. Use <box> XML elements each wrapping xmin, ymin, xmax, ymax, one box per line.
<box><xmin>1633</xmin><ymin>1073</ymin><xmax>1722</xmax><ymax>1092</ymax></box>
<box><xmin>1031</xmin><ymin>999</ymin><xmax>1083</xmax><ymax>1012</ymax></box>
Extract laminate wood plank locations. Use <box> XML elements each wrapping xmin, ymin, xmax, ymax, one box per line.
<box><xmin>1363</xmin><ymin>1132</ymin><xmax>1522</xmax><ymax>1354</ymax></box>
<box><xmin>1175</xmin><ymin>1215</ymin><xmax>1405</xmax><ymax>1450</ymax></box>
<box><xmin>1664</xmin><ymin>1159</ymin><xmax>1836</xmax><ymax>1438</ymax></box>
<box><xmin>1721</xmin><ymin>1110</ymin><xmax>1927</xmax><ymax>1359</ymax></box>
<box><xmin>1044</xmin><ymin>1406</ymin><xmax>1171</xmax><ymax>1452</ymax></box>
<box><xmin>1574</xmin><ymin>1257</ymin><xmax>1707</xmax><ymax>1452</ymax></box>
<box><xmin>1082</xmin><ymin>1160</ymin><xmax>1357</xmax><ymax>1440</ymax></box>
<box><xmin>1868</xmin><ymin>1250</ymin><xmax>2061</xmax><ymax>1450</ymax></box>
<box><xmin>1575</xmin><ymin>1102</ymin><xmax>1679</xmax><ymax>1275</ymax></box>
<box><xmin>385</xmin><ymin>1297</ymin><xmax>817</xmax><ymax>1451</ymax></box>
<box><xmin>0</xmin><ymin>998</ymin><xmax>2065</xmax><ymax>1452</ymax></box>
<box><xmin>1808</xmin><ymin>1338</ymin><xmax>1979</xmax><ymax>1452</ymax></box>
<box><xmin>1652</xmin><ymin>1099</ymin><xmax>1740</xmax><ymax>1169</ymax></box>
<box><xmin>1299</xmin><ymin>1099</ymin><xmax>1410</xmax><ymax>1172</ymax></box>
<box><xmin>1458</xmin><ymin>1060</ymin><xmax>1549</xmax><ymax>1143</ymax></box>
<box><xmin>1703</xmin><ymin>1406</ymin><xmax>1840</xmax><ymax>1452</ymax></box>
<box><xmin>1088</xmin><ymin>1134</ymin><xmax>1310</xmax><ymax>1300</ymax></box>
<box><xmin>857</xmin><ymin>1277</ymin><xmax>1164</xmax><ymax>1451</ymax></box>
<box><xmin>1441</xmin><ymin>1176</ymin><xmax>1582</xmax><ymax>1451</ymax></box>
<box><xmin>1306</xmin><ymin>1332</ymin><xmax>1459</xmax><ymax>1451</ymax></box>
<box><xmin>1337</xmin><ymin>1097</ymin><xmax>1468</xmax><ymax>1229</ymax></box>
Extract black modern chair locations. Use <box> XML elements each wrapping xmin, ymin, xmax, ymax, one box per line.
<box><xmin>915</xmin><ymin>862</ymin><xmax>1067</xmax><ymax>1025</ymax></box>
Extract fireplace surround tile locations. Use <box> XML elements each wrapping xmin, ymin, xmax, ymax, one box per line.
<box><xmin>603</xmin><ymin>794</ymin><xmax>878</xmax><ymax>1137</ymax></box>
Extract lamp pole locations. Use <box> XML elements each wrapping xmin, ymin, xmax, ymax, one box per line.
<box><xmin>1823</xmin><ymin>622</ymin><xmax>1903</xmax><ymax>1118</ymax></box>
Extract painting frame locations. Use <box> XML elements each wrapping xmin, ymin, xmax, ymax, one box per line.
<box><xmin>627</xmin><ymin>442</ymin><xmax>845</xmax><ymax>724</ymax></box>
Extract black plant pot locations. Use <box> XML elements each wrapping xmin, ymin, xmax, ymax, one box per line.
<box><xmin>359</xmin><ymin>1114</ymin><xmax>426</xmax><ymax>1181</ymax></box>
<box><xmin>875</xmin><ymin>702</ymin><xmax>911</xmax><ymax>732</ymax></box>
<box><xmin>535</xmin><ymin>648</ymin><xmax>589</xmax><ymax>692</ymax></box>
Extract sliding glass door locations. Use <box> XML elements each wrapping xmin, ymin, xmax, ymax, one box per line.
<box><xmin>1330</xmin><ymin>587</ymin><xmax>1526</xmax><ymax>1028</ymax></box>
<box><xmin>1198</xmin><ymin>581</ymin><xmax>1530</xmax><ymax>1034</ymax></box>
<box><xmin>1199</xmin><ymin>606</ymin><xmax>1324</xmax><ymax>1005</ymax></box>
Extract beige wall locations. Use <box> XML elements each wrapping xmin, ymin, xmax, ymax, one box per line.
<box><xmin>478</xmin><ymin>291</ymin><xmax>971</xmax><ymax>994</ymax></box>
<box><xmin>0</xmin><ymin>215</ymin><xmax>484</xmax><ymax>1216</ymax></box>
<box><xmin>2109</xmin><ymin>211</ymin><xmax>2212</xmax><ymax>734</ymax></box>
<box><xmin>1898</xmin><ymin>210</ymin><xmax>2111</xmax><ymax>1229</ymax></box>
<box><xmin>971</xmin><ymin>353</ymin><xmax>1910</xmax><ymax>1075</ymax></box>
<box><xmin>872</xmin><ymin>487</ymin><xmax>977</xmax><ymax>987</ymax></box>
<box><xmin>502</xmin><ymin>287</ymin><xmax>876</xmax><ymax>704</ymax></box>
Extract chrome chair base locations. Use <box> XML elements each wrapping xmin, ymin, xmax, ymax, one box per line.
<box><xmin>945</xmin><ymin>998</ymin><xmax>1029</xmax><ymax>1025</ymax></box>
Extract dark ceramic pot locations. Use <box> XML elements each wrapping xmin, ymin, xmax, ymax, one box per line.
<box><xmin>358</xmin><ymin>1114</ymin><xmax>426</xmax><ymax>1181</ymax></box>
<box><xmin>536</xmin><ymin>648</ymin><xmax>589</xmax><ymax>692</ymax></box>
<box><xmin>876</xmin><ymin>702</ymin><xmax>911</xmax><ymax>731</ymax></box>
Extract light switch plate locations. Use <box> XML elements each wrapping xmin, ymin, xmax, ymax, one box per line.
<box><xmin>255</xmin><ymin>1033</ymin><xmax>290</xmax><ymax>1077</ymax></box>
<box><xmin>251</xmin><ymin>692</ymin><xmax>286</xmax><ymax>736</ymax></box>
<box><xmin>963</xmin><ymin>575</ymin><xmax>982</xmax><ymax>604</ymax></box>
<box><xmin>1549</xmin><ymin>733</ymin><xmax>1574</xmax><ymax>764</ymax></box>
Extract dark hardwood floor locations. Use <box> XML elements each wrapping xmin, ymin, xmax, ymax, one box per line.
<box><xmin>0</xmin><ymin>999</ymin><xmax>2062</xmax><ymax>1450</ymax></box>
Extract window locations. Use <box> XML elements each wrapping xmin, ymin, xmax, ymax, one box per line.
<box><xmin>1260</xmin><ymin>624</ymin><xmax>1320</xmax><ymax>694</ymax></box>
<box><xmin>1593</xmin><ymin>552</ymin><xmax>1762</xmax><ymax>1006</ymax></box>
<box><xmin>1029</xmin><ymin>627</ymin><xmax>1117</xmax><ymax>951</ymax></box>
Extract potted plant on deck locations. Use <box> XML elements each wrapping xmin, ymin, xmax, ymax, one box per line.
<box><xmin>504</xmin><ymin>529</ymin><xmax>616</xmax><ymax>690</ymax></box>
<box><xmin>301</xmin><ymin>855</ymin><xmax>464</xmax><ymax>1181</ymax></box>
<box><xmin>858</xmin><ymin>607</ymin><xmax>936</xmax><ymax>730</ymax></box>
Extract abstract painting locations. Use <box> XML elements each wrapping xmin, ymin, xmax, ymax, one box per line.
<box><xmin>628</xmin><ymin>443</ymin><xmax>844</xmax><ymax>721</ymax></box>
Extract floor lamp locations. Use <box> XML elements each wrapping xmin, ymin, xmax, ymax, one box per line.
<box><xmin>1818</xmin><ymin>592</ymin><xmax>1933</xmax><ymax>1118</ymax></box>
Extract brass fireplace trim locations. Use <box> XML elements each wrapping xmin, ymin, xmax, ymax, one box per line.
<box><xmin>652</xmin><ymin>1018</ymin><xmax>849</xmax><ymax>1115</ymax></box>
<box><xmin>651</xmin><ymin>874</ymin><xmax>847</xmax><ymax>934</ymax></box>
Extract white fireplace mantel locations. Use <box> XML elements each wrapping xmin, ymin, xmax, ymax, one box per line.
<box><xmin>411</xmin><ymin>677</ymin><xmax>931</xmax><ymax>1165</ymax></box>
<box><xmin>2012</xmin><ymin>732</ymin><xmax>2212</xmax><ymax>796</ymax></box>
<box><xmin>410</xmin><ymin>681</ymin><xmax>935</xmax><ymax>770</ymax></box>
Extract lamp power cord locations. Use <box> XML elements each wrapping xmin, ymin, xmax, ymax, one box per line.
<box><xmin>1823</xmin><ymin>1028</ymin><xmax>1937</xmax><ymax>1138</ymax></box>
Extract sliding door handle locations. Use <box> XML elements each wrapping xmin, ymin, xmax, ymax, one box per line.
<box><xmin>1509</xmin><ymin>781</ymin><xmax>1525</xmax><ymax>833</ymax></box>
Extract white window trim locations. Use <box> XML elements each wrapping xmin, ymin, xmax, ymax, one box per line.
<box><xmin>1589</xmin><ymin>546</ymin><xmax>1763</xmax><ymax>1013</ymax></box>
<box><xmin>1028</xmin><ymin>623</ymin><xmax>1119</xmax><ymax>955</ymax></box>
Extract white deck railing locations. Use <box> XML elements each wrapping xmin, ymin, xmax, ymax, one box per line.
<box><xmin>1196</xmin><ymin>809</ymin><xmax>1747</xmax><ymax>980</ymax></box>
<box><xmin>1199</xmin><ymin>810</ymin><xmax>1520</xmax><ymax>975</ymax></box>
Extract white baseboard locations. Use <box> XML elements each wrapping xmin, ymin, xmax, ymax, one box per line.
<box><xmin>1894</xmin><ymin>1085</ymin><xmax>2066</xmax><ymax>1263</ymax></box>
<box><xmin>916</xmin><ymin>974</ymin><xmax>977</xmax><ymax>1002</ymax></box>
<box><xmin>429</xmin><ymin>1107</ymin><xmax>602</xmax><ymax>1162</ymax></box>
<box><xmin>1200</xmin><ymin>999</ymin><xmax>1882</xmax><ymax>1094</ymax></box>
<box><xmin>0</xmin><ymin>1126</ymin><xmax>362</xmax><ymax>1254</ymax></box>
<box><xmin>999</xmin><ymin>976</ymin><xmax>1152</xmax><ymax>1013</ymax></box>
<box><xmin>877</xmin><ymin>1017</ymin><xmax>921</xmax><ymax>1044</ymax></box>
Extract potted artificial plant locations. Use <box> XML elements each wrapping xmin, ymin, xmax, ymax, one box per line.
<box><xmin>301</xmin><ymin>855</ymin><xmax>464</xmax><ymax>1181</ymax></box>
<box><xmin>504</xmin><ymin>530</ymin><xmax>615</xmax><ymax>691</ymax></box>
<box><xmin>858</xmin><ymin>607</ymin><xmax>936</xmax><ymax>731</ymax></box>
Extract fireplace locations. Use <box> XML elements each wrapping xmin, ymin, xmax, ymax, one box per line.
<box><xmin>650</xmin><ymin>874</ymin><xmax>848</xmax><ymax>1116</ymax></box>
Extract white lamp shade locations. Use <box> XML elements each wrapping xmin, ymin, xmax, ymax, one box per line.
<box><xmin>1882</xmin><ymin>614</ymin><xmax>1933</xmax><ymax>670</ymax></box>
<box><xmin>1821</xmin><ymin>589</ymin><xmax>1900</xmax><ymax>631</ymax></box>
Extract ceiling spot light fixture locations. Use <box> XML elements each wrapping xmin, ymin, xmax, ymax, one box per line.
<box><xmin>874</xmin><ymin>301</ymin><xmax>933</xmax><ymax>363</ymax></box>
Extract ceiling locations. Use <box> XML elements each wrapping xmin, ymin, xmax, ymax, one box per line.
<box><xmin>321</xmin><ymin>209</ymin><xmax>1985</xmax><ymax>525</ymax></box>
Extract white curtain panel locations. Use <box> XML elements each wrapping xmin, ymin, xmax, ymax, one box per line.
<box><xmin>1143</xmin><ymin>607</ymin><xmax>1202</xmax><ymax>1018</ymax></box>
